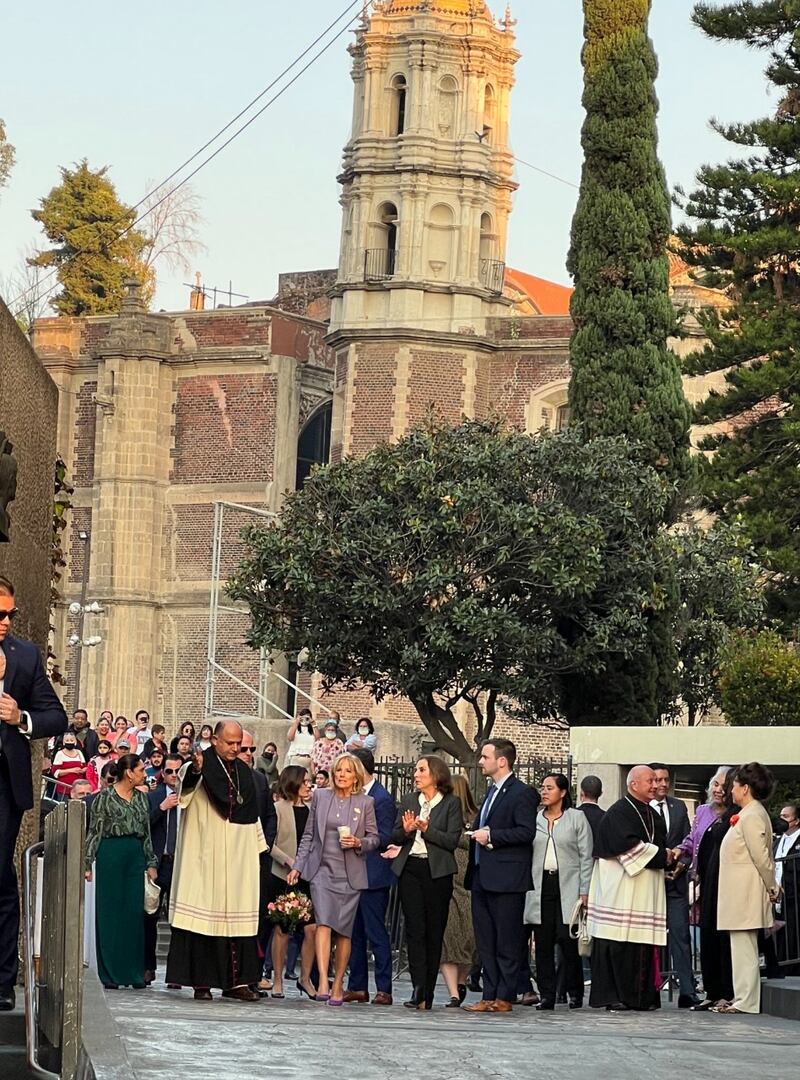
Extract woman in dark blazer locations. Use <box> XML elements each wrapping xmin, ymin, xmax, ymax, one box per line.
<box><xmin>383</xmin><ymin>756</ymin><xmax>462</xmax><ymax>1010</ymax></box>
<box><xmin>288</xmin><ymin>752</ymin><xmax>378</xmax><ymax>1006</ymax></box>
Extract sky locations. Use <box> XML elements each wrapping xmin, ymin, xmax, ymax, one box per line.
<box><xmin>0</xmin><ymin>1</ymin><xmax>775</xmax><ymax>313</ymax></box>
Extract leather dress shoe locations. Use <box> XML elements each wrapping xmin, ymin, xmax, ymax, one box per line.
<box><xmin>344</xmin><ymin>990</ymin><xmax>369</xmax><ymax>1003</ymax></box>
<box><xmin>193</xmin><ymin>988</ymin><xmax>213</xmax><ymax>1001</ymax></box>
<box><xmin>221</xmin><ymin>986</ymin><xmax>259</xmax><ymax>1002</ymax></box>
<box><xmin>463</xmin><ymin>999</ymin><xmax>496</xmax><ymax>1012</ymax></box>
<box><xmin>0</xmin><ymin>987</ymin><xmax>16</xmax><ymax>1011</ymax></box>
<box><xmin>520</xmin><ymin>991</ymin><xmax>540</xmax><ymax>1006</ymax></box>
<box><xmin>536</xmin><ymin>999</ymin><xmax>555</xmax><ymax>1011</ymax></box>
<box><xmin>678</xmin><ymin>994</ymin><xmax>702</xmax><ymax>1009</ymax></box>
<box><xmin>568</xmin><ymin>997</ymin><xmax>583</xmax><ymax>1010</ymax></box>
<box><xmin>372</xmin><ymin>992</ymin><xmax>393</xmax><ymax>1005</ymax></box>
<box><xmin>489</xmin><ymin>999</ymin><xmax>513</xmax><ymax>1012</ymax></box>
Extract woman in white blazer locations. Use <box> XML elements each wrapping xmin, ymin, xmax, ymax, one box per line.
<box><xmin>717</xmin><ymin>762</ymin><xmax>779</xmax><ymax>1014</ymax></box>
<box><xmin>523</xmin><ymin>773</ymin><xmax>593</xmax><ymax>1009</ymax></box>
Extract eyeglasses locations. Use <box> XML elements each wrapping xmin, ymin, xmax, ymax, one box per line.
<box><xmin>240</xmin><ymin>746</ymin><xmax>256</xmax><ymax>753</ymax></box>
<box><xmin>0</xmin><ymin>609</ymin><xmax>18</xmax><ymax>622</ymax></box>
<box><xmin>163</xmin><ymin>768</ymin><xmax>180</xmax><ymax>776</ymax></box>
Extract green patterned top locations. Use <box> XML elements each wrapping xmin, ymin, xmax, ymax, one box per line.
<box><xmin>85</xmin><ymin>786</ymin><xmax>158</xmax><ymax>871</ymax></box>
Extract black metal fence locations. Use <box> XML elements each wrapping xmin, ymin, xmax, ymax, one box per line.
<box><xmin>373</xmin><ymin>755</ymin><xmax>573</xmax><ymax>804</ymax></box>
<box><xmin>775</xmin><ymin>850</ymin><xmax>800</xmax><ymax>970</ymax></box>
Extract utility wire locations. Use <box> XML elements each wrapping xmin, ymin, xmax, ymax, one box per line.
<box><xmin>513</xmin><ymin>156</ymin><xmax>579</xmax><ymax>190</ymax></box>
<box><xmin>7</xmin><ymin>0</ymin><xmax>364</xmax><ymax>310</ymax></box>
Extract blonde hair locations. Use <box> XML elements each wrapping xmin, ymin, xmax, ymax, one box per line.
<box><xmin>331</xmin><ymin>752</ymin><xmax>366</xmax><ymax>794</ymax></box>
<box><xmin>452</xmin><ymin>772</ymin><xmax>478</xmax><ymax>826</ymax></box>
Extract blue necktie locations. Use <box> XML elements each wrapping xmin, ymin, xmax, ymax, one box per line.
<box><xmin>476</xmin><ymin>784</ymin><xmax>498</xmax><ymax>863</ymax></box>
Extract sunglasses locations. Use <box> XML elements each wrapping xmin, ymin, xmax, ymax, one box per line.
<box><xmin>162</xmin><ymin>768</ymin><xmax>180</xmax><ymax>776</ymax></box>
<box><xmin>241</xmin><ymin>746</ymin><xmax>256</xmax><ymax>753</ymax></box>
<box><xmin>0</xmin><ymin>609</ymin><xmax>19</xmax><ymax>622</ymax></box>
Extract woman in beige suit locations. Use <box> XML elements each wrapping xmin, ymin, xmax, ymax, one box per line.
<box><xmin>717</xmin><ymin>762</ymin><xmax>780</xmax><ymax>1014</ymax></box>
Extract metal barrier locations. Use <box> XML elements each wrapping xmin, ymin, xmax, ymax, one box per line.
<box><xmin>775</xmin><ymin>849</ymin><xmax>800</xmax><ymax>970</ymax></box>
<box><xmin>374</xmin><ymin>755</ymin><xmax>573</xmax><ymax>804</ymax></box>
<box><xmin>23</xmin><ymin>800</ymin><xmax>86</xmax><ymax>1080</ymax></box>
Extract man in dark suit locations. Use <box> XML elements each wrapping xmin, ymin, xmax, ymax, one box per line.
<box><xmin>144</xmin><ymin>753</ymin><xmax>183</xmax><ymax>983</ymax></box>
<box><xmin>578</xmin><ymin>774</ymin><xmax>606</xmax><ymax>853</ymax></box>
<box><xmin>345</xmin><ymin>748</ymin><xmax>397</xmax><ymax>1005</ymax></box>
<box><xmin>650</xmin><ymin>763</ymin><xmax>700</xmax><ymax>1008</ymax></box>
<box><xmin>239</xmin><ymin>729</ymin><xmax>277</xmax><ymax>989</ymax></box>
<box><xmin>464</xmin><ymin>738</ymin><xmax>539</xmax><ymax>1013</ymax></box>
<box><xmin>0</xmin><ymin>576</ymin><xmax>68</xmax><ymax>1010</ymax></box>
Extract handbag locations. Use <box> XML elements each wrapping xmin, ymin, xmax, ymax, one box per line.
<box><xmin>568</xmin><ymin>898</ymin><xmax>592</xmax><ymax>958</ymax></box>
<box><xmin>144</xmin><ymin>874</ymin><xmax>161</xmax><ymax>915</ymax></box>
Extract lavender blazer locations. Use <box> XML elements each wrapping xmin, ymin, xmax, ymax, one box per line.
<box><xmin>293</xmin><ymin>788</ymin><xmax>379</xmax><ymax>891</ymax></box>
<box><xmin>679</xmin><ymin>802</ymin><xmax>720</xmax><ymax>875</ymax></box>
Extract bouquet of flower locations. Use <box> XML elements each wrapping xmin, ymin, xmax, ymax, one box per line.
<box><xmin>267</xmin><ymin>891</ymin><xmax>314</xmax><ymax>933</ymax></box>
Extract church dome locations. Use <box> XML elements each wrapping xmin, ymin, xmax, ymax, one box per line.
<box><xmin>380</xmin><ymin>0</ymin><xmax>495</xmax><ymax>19</ymax></box>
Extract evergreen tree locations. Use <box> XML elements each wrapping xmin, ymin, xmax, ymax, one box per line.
<box><xmin>561</xmin><ymin>1</ymin><xmax>692</xmax><ymax>725</ymax></box>
<box><xmin>568</xmin><ymin>0</ymin><xmax>692</xmax><ymax>494</ymax></box>
<box><xmin>677</xmin><ymin>2</ymin><xmax>800</xmax><ymax>625</ymax></box>
<box><xmin>30</xmin><ymin>160</ymin><xmax>149</xmax><ymax>316</ymax></box>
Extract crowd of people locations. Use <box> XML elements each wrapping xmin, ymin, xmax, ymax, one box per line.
<box><xmin>61</xmin><ymin>704</ymin><xmax>799</xmax><ymax>1017</ymax></box>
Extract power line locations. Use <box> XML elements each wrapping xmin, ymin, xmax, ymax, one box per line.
<box><xmin>513</xmin><ymin>156</ymin><xmax>579</xmax><ymax>190</ymax></box>
<box><xmin>7</xmin><ymin>0</ymin><xmax>365</xmax><ymax>310</ymax></box>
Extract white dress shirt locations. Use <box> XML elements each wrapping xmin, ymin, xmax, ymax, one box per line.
<box><xmin>410</xmin><ymin>791</ymin><xmax>443</xmax><ymax>857</ymax></box>
<box><xmin>650</xmin><ymin>798</ymin><xmax>670</xmax><ymax>833</ymax></box>
<box><xmin>776</xmin><ymin>830</ymin><xmax>800</xmax><ymax>887</ymax></box>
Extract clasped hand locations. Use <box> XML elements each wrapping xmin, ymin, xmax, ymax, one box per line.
<box><xmin>0</xmin><ymin>693</ymin><xmax>21</xmax><ymax>726</ymax></box>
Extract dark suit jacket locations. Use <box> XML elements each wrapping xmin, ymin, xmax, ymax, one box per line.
<box><xmin>390</xmin><ymin>791</ymin><xmax>462</xmax><ymax>881</ymax></box>
<box><xmin>0</xmin><ymin>635</ymin><xmax>68</xmax><ymax>811</ymax></box>
<box><xmin>147</xmin><ymin>782</ymin><xmax>179</xmax><ymax>889</ymax></box>
<box><xmin>578</xmin><ymin>802</ymin><xmax>605</xmax><ymax>856</ymax></box>
<box><xmin>251</xmin><ymin>766</ymin><xmax>276</xmax><ymax>848</ymax></box>
<box><xmin>658</xmin><ymin>795</ymin><xmax>691</xmax><ymax>899</ymax></box>
<box><xmin>365</xmin><ymin>779</ymin><xmax>397</xmax><ymax>890</ymax></box>
<box><xmin>465</xmin><ymin>774</ymin><xmax>539</xmax><ymax>894</ymax></box>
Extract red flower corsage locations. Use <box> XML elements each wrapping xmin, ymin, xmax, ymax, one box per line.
<box><xmin>730</xmin><ymin>814</ymin><xmax>740</xmax><ymax>826</ymax></box>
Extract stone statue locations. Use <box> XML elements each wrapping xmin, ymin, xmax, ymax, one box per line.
<box><xmin>0</xmin><ymin>431</ymin><xmax>18</xmax><ymax>542</ymax></box>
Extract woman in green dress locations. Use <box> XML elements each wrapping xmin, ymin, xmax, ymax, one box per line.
<box><xmin>85</xmin><ymin>753</ymin><xmax>158</xmax><ymax>989</ymax></box>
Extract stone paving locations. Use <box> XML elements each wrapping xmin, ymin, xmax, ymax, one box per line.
<box><xmin>103</xmin><ymin>975</ymin><xmax>800</xmax><ymax>1080</ymax></box>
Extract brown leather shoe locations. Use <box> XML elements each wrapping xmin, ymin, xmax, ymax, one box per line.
<box><xmin>520</xmin><ymin>991</ymin><xmax>540</xmax><ymax>1007</ymax></box>
<box><xmin>193</xmin><ymin>988</ymin><xmax>212</xmax><ymax>1001</ymax></box>
<box><xmin>372</xmin><ymin>992</ymin><xmax>393</xmax><ymax>1005</ymax></box>
<box><xmin>463</xmin><ymin>999</ymin><xmax>496</xmax><ymax>1012</ymax></box>
<box><xmin>488</xmin><ymin>999</ymin><xmax>513</xmax><ymax>1013</ymax></box>
<box><xmin>222</xmin><ymin>986</ymin><xmax>259</xmax><ymax>1002</ymax></box>
<box><xmin>344</xmin><ymin>991</ymin><xmax>369</xmax><ymax>1003</ymax></box>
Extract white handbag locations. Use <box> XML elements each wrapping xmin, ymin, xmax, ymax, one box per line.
<box><xmin>568</xmin><ymin>898</ymin><xmax>592</xmax><ymax>958</ymax></box>
<box><xmin>144</xmin><ymin>874</ymin><xmax>161</xmax><ymax>915</ymax></box>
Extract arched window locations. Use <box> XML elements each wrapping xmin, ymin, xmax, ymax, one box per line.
<box><xmin>366</xmin><ymin>202</ymin><xmax>399</xmax><ymax>279</ymax></box>
<box><xmin>296</xmin><ymin>401</ymin><xmax>332</xmax><ymax>489</ymax></box>
<box><xmin>479</xmin><ymin>212</ymin><xmax>502</xmax><ymax>291</ymax></box>
<box><xmin>391</xmin><ymin>74</ymin><xmax>408</xmax><ymax>136</ymax></box>
<box><xmin>479</xmin><ymin>212</ymin><xmax>494</xmax><ymax>263</ymax></box>
<box><xmin>482</xmin><ymin>83</ymin><xmax>495</xmax><ymax>143</ymax></box>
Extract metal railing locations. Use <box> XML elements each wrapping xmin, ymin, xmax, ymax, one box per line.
<box><xmin>775</xmin><ymin>850</ymin><xmax>800</xmax><ymax>969</ymax></box>
<box><xmin>364</xmin><ymin>248</ymin><xmax>398</xmax><ymax>281</ymax></box>
<box><xmin>23</xmin><ymin>800</ymin><xmax>86</xmax><ymax>1079</ymax></box>
<box><xmin>479</xmin><ymin>258</ymin><xmax>505</xmax><ymax>294</ymax></box>
<box><xmin>373</xmin><ymin>755</ymin><xmax>573</xmax><ymax>804</ymax></box>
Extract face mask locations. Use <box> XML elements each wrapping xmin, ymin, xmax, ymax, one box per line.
<box><xmin>358</xmin><ymin>727</ymin><xmax>369</xmax><ymax>736</ymax></box>
<box><xmin>265</xmin><ymin>752</ymin><xmax>275</xmax><ymax>759</ymax></box>
<box><xmin>64</xmin><ymin>743</ymin><xmax>77</xmax><ymax>750</ymax></box>
<box><xmin>325</xmin><ymin>731</ymin><xmax>337</xmax><ymax>740</ymax></box>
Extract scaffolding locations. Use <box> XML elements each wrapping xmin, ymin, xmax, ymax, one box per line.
<box><xmin>204</xmin><ymin>500</ymin><xmax>331</xmax><ymax>724</ymax></box>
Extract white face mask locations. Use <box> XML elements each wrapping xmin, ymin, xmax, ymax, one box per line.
<box><xmin>325</xmin><ymin>730</ymin><xmax>337</xmax><ymax>740</ymax></box>
<box><xmin>358</xmin><ymin>727</ymin><xmax>369</xmax><ymax>736</ymax></box>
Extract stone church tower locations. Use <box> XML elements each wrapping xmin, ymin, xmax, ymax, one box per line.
<box><xmin>328</xmin><ymin>0</ymin><xmax>523</xmax><ymax>459</ymax></box>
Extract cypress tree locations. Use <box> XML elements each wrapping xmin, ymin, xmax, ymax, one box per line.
<box><xmin>561</xmin><ymin>1</ymin><xmax>691</xmax><ymax>725</ymax></box>
<box><xmin>677</xmin><ymin>2</ymin><xmax>800</xmax><ymax>626</ymax></box>
<box><xmin>568</xmin><ymin>0</ymin><xmax>692</xmax><ymax>494</ymax></box>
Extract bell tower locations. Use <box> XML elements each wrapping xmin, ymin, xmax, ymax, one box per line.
<box><xmin>328</xmin><ymin>1</ymin><xmax>520</xmax><ymax>458</ymax></box>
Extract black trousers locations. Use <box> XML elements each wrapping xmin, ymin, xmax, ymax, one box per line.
<box><xmin>398</xmin><ymin>857</ymin><xmax>453</xmax><ymax>1006</ymax></box>
<box><xmin>143</xmin><ymin>856</ymin><xmax>173</xmax><ymax>974</ymax></box>
<box><xmin>471</xmin><ymin>883</ymin><xmax>526</xmax><ymax>1004</ymax></box>
<box><xmin>0</xmin><ymin>761</ymin><xmax>23</xmax><ymax>990</ymax></box>
<box><xmin>533</xmin><ymin>872</ymin><xmax>583</xmax><ymax>1003</ymax></box>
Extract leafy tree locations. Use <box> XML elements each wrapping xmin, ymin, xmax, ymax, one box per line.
<box><xmin>29</xmin><ymin>160</ymin><xmax>149</xmax><ymax>316</ymax></box>
<box><xmin>0</xmin><ymin>119</ymin><xmax>14</xmax><ymax>194</ymax></box>
<box><xmin>562</xmin><ymin>1</ymin><xmax>693</xmax><ymax>726</ymax></box>
<box><xmin>719</xmin><ymin>630</ymin><xmax>800</xmax><ymax>726</ymax></box>
<box><xmin>676</xmin><ymin>2</ymin><xmax>800</xmax><ymax>625</ymax></box>
<box><xmin>670</xmin><ymin>522</ymin><xmax>764</xmax><ymax>725</ymax></box>
<box><xmin>228</xmin><ymin>419</ymin><xmax>670</xmax><ymax>762</ymax></box>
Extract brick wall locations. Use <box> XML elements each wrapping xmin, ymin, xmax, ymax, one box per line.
<box><xmin>73</xmin><ymin>381</ymin><xmax>97</xmax><ymax>486</ymax></box>
<box><xmin>407</xmin><ymin>349</ymin><xmax>466</xmax><ymax>425</ymax></box>
<box><xmin>171</xmin><ymin>374</ymin><xmax>277</xmax><ymax>483</ymax></box>
<box><xmin>170</xmin><ymin>503</ymin><xmax>267</xmax><ymax>582</ymax></box>
<box><xmin>350</xmin><ymin>344</ymin><xmax>397</xmax><ymax>455</ymax></box>
<box><xmin>68</xmin><ymin>509</ymin><xmax>92</xmax><ymax>585</ymax></box>
<box><xmin>489</xmin><ymin>352</ymin><xmax>571</xmax><ymax>428</ymax></box>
